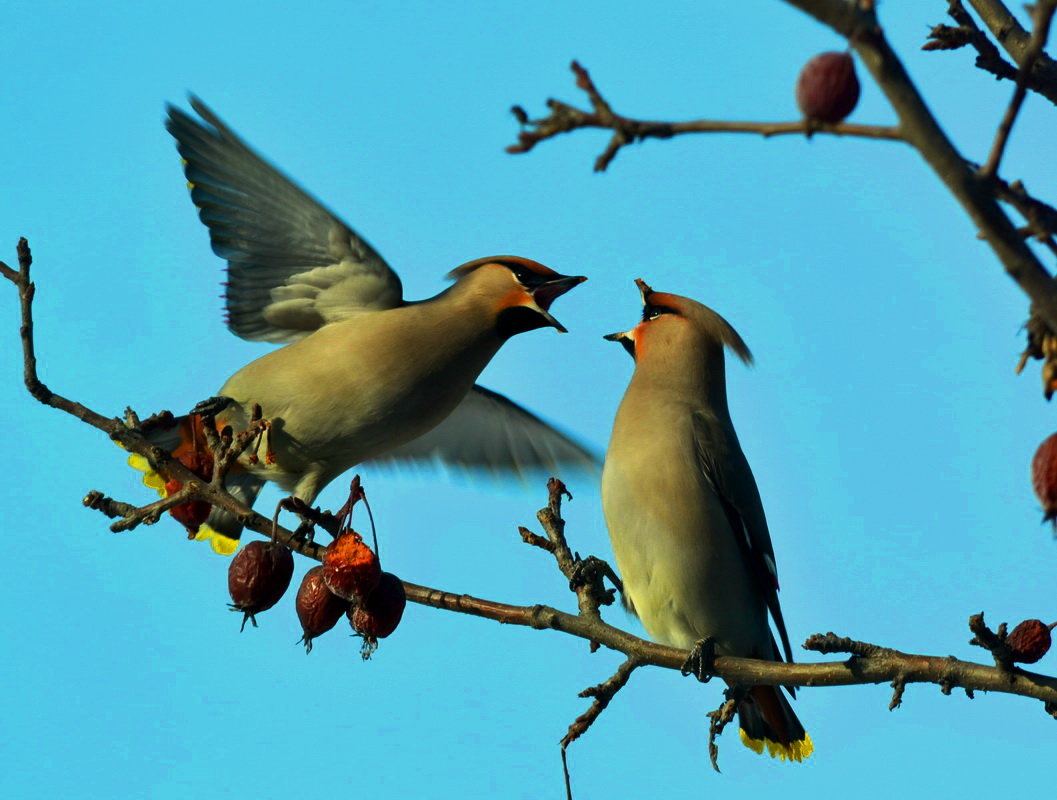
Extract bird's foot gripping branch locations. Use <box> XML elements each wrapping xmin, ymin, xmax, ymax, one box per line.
<box><xmin>5</xmin><ymin>238</ymin><xmax>1057</xmax><ymax>793</ymax></box>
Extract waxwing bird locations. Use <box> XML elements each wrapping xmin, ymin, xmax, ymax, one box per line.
<box><xmin>129</xmin><ymin>97</ymin><xmax>597</xmax><ymax>554</ymax></box>
<box><xmin>600</xmin><ymin>280</ymin><xmax>811</xmax><ymax>762</ymax></box>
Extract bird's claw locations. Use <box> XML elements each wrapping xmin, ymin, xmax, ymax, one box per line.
<box><xmin>190</xmin><ymin>395</ymin><xmax>233</xmax><ymax>418</ymax></box>
<box><xmin>681</xmin><ymin>637</ymin><xmax>718</xmax><ymax>683</ymax></box>
<box><xmin>292</xmin><ymin>519</ymin><xmax>316</xmax><ymax>545</ymax></box>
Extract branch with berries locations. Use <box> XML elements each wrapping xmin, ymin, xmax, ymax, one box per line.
<box><xmin>507</xmin><ymin>0</ymin><xmax>1057</xmax><ymax>384</ymax></box>
<box><xmin>5</xmin><ymin>239</ymin><xmax>1057</xmax><ymax>785</ymax></box>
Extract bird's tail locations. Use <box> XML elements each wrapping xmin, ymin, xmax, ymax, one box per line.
<box><xmin>736</xmin><ymin>685</ymin><xmax>813</xmax><ymax>762</ymax></box>
<box><xmin>125</xmin><ymin>412</ymin><xmax>261</xmax><ymax>555</ymax></box>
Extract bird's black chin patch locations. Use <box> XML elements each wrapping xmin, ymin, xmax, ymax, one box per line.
<box><xmin>497</xmin><ymin>305</ymin><xmax>552</xmax><ymax>339</ymax></box>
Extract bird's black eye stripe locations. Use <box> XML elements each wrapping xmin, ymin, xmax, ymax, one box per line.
<box><xmin>515</xmin><ymin>269</ymin><xmax>543</xmax><ymax>286</ymax></box>
<box><xmin>500</xmin><ymin>260</ymin><xmax>545</xmax><ymax>287</ymax></box>
<box><xmin>642</xmin><ymin>304</ymin><xmax>677</xmax><ymax>322</ymax></box>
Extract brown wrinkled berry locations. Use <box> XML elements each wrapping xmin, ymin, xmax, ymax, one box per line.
<box><xmin>228</xmin><ymin>540</ymin><xmax>295</xmax><ymax>631</ymax></box>
<box><xmin>1006</xmin><ymin>619</ymin><xmax>1056</xmax><ymax>664</ymax></box>
<box><xmin>349</xmin><ymin>572</ymin><xmax>407</xmax><ymax>657</ymax></box>
<box><xmin>1032</xmin><ymin>433</ymin><xmax>1057</xmax><ymax>527</ymax></box>
<box><xmin>296</xmin><ymin>565</ymin><xmax>349</xmax><ymax>653</ymax></box>
<box><xmin>796</xmin><ymin>51</ymin><xmax>860</xmax><ymax>124</ymax></box>
<box><xmin>323</xmin><ymin>530</ymin><xmax>381</xmax><ymax>602</ymax></box>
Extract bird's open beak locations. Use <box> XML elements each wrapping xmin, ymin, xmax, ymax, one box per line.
<box><xmin>532</xmin><ymin>274</ymin><xmax>587</xmax><ymax>333</ymax></box>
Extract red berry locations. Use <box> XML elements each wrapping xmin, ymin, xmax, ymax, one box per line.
<box><xmin>228</xmin><ymin>540</ymin><xmax>295</xmax><ymax>630</ymax></box>
<box><xmin>1006</xmin><ymin>619</ymin><xmax>1056</xmax><ymax>664</ymax></box>
<box><xmin>1032</xmin><ymin>433</ymin><xmax>1057</xmax><ymax>527</ymax></box>
<box><xmin>796</xmin><ymin>51</ymin><xmax>860</xmax><ymax>124</ymax></box>
<box><xmin>323</xmin><ymin>530</ymin><xmax>381</xmax><ymax>602</ymax></box>
<box><xmin>295</xmin><ymin>566</ymin><xmax>349</xmax><ymax>653</ymax></box>
<box><xmin>349</xmin><ymin>572</ymin><xmax>407</xmax><ymax>657</ymax></box>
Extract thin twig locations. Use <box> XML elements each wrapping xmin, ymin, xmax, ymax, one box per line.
<box><xmin>706</xmin><ymin>687</ymin><xmax>744</xmax><ymax>772</ymax></box>
<box><xmin>980</xmin><ymin>0</ymin><xmax>1057</xmax><ymax>177</ymax></box>
<box><xmin>523</xmin><ymin>477</ymin><xmax>620</xmax><ymax>624</ymax></box>
<box><xmin>507</xmin><ymin>61</ymin><xmax>903</xmax><ymax>172</ymax></box>
<box><xmin>925</xmin><ymin>2</ymin><xmax>1020</xmax><ymax>83</ymax></box>
<box><xmin>968</xmin><ymin>0</ymin><xmax>1057</xmax><ymax>104</ymax></box>
<box><xmin>968</xmin><ymin>611</ymin><xmax>1016</xmax><ymax>670</ymax></box>
<box><xmin>889</xmin><ymin>676</ymin><xmax>908</xmax><ymax>710</ymax></box>
<box><xmin>989</xmin><ymin>176</ymin><xmax>1057</xmax><ymax>256</ymax></box>
<box><xmin>560</xmin><ymin>656</ymin><xmax>642</xmax><ymax>797</ymax></box>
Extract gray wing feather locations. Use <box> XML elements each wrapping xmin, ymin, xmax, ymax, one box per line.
<box><xmin>692</xmin><ymin>412</ymin><xmax>793</xmax><ymax>664</ymax></box>
<box><xmin>369</xmin><ymin>385</ymin><xmax>601</xmax><ymax>479</ymax></box>
<box><xmin>166</xmin><ymin>96</ymin><xmax>403</xmax><ymax>343</ymax></box>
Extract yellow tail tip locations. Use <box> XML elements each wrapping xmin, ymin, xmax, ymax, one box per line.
<box><xmin>127</xmin><ymin>453</ymin><xmax>168</xmax><ymax>496</ymax></box>
<box><xmin>194</xmin><ymin>524</ymin><xmax>240</xmax><ymax>556</ymax></box>
<box><xmin>126</xmin><ymin>448</ymin><xmax>238</xmax><ymax>557</ymax></box>
<box><xmin>739</xmin><ymin>729</ymin><xmax>814</xmax><ymax>762</ymax></box>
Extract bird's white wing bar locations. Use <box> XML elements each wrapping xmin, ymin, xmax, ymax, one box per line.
<box><xmin>166</xmin><ymin>96</ymin><xmax>403</xmax><ymax>343</ymax></box>
<box><xmin>368</xmin><ymin>385</ymin><xmax>601</xmax><ymax>478</ymax></box>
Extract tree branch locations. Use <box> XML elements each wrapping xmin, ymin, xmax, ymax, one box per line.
<box><xmin>6</xmin><ymin>240</ymin><xmax>1057</xmax><ymax>778</ymax></box>
<box><xmin>926</xmin><ymin>1</ymin><xmax>1057</xmax><ymax>104</ymax></box>
<box><xmin>404</xmin><ymin>579</ymin><xmax>1057</xmax><ymax>709</ymax></box>
<box><xmin>780</xmin><ymin>0</ymin><xmax>1057</xmax><ymax>346</ymax></box>
<box><xmin>967</xmin><ymin>0</ymin><xmax>1057</xmax><ymax>102</ymax></box>
<box><xmin>507</xmin><ymin>60</ymin><xmax>903</xmax><ymax>173</ymax></box>
<box><xmin>506</xmin><ymin>5</ymin><xmax>1057</xmax><ymax>335</ymax></box>
<box><xmin>0</xmin><ymin>239</ymin><xmax>328</xmax><ymax>561</ymax></box>
<box><xmin>980</xmin><ymin>0</ymin><xmax>1057</xmax><ymax>177</ymax></box>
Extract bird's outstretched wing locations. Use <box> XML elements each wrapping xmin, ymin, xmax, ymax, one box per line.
<box><xmin>166</xmin><ymin>97</ymin><xmax>403</xmax><ymax>343</ymax></box>
<box><xmin>692</xmin><ymin>411</ymin><xmax>793</xmax><ymax>665</ymax></box>
<box><xmin>369</xmin><ymin>385</ymin><xmax>601</xmax><ymax>480</ymax></box>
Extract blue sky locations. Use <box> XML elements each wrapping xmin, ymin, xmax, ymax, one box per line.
<box><xmin>3</xmin><ymin>1</ymin><xmax>1056</xmax><ymax>797</ymax></box>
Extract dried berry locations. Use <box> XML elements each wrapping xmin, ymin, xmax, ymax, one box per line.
<box><xmin>1032</xmin><ymin>433</ymin><xmax>1057</xmax><ymax>527</ymax></box>
<box><xmin>228</xmin><ymin>540</ymin><xmax>295</xmax><ymax>630</ymax></box>
<box><xmin>1006</xmin><ymin>618</ymin><xmax>1056</xmax><ymax>664</ymax></box>
<box><xmin>323</xmin><ymin>530</ymin><xmax>381</xmax><ymax>602</ymax></box>
<box><xmin>296</xmin><ymin>565</ymin><xmax>349</xmax><ymax>653</ymax></box>
<box><xmin>349</xmin><ymin>572</ymin><xmax>407</xmax><ymax>657</ymax></box>
<box><xmin>796</xmin><ymin>51</ymin><xmax>860</xmax><ymax>124</ymax></box>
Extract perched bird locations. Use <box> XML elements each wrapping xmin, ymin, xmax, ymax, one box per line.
<box><xmin>601</xmin><ymin>280</ymin><xmax>811</xmax><ymax>762</ymax></box>
<box><xmin>130</xmin><ymin>98</ymin><xmax>597</xmax><ymax>554</ymax></box>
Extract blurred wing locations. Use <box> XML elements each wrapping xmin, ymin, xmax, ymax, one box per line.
<box><xmin>692</xmin><ymin>411</ymin><xmax>793</xmax><ymax>664</ymax></box>
<box><xmin>166</xmin><ymin>96</ymin><xmax>403</xmax><ymax>343</ymax></box>
<box><xmin>369</xmin><ymin>385</ymin><xmax>601</xmax><ymax>479</ymax></box>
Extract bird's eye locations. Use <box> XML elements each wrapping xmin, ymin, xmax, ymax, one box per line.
<box><xmin>511</xmin><ymin>266</ymin><xmax>543</xmax><ymax>287</ymax></box>
<box><xmin>642</xmin><ymin>304</ymin><xmax>675</xmax><ymax>322</ymax></box>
